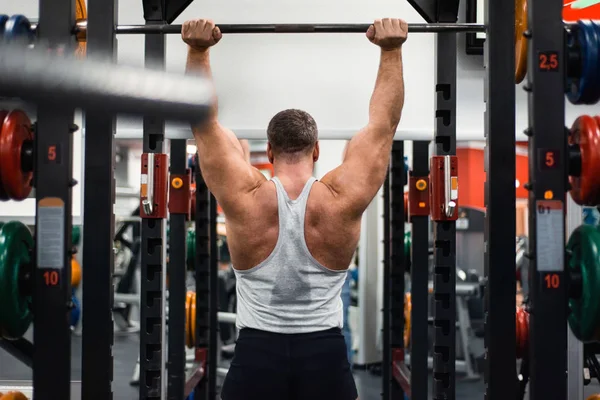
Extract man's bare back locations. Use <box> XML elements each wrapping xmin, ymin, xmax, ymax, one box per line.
<box><xmin>224</xmin><ymin>178</ymin><xmax>362</xmax><ymax>271</ymax></box>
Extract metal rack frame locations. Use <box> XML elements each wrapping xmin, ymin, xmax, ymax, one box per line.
<box><xmin>410</xmin><ymin>140</ymin><xmax>430</xmax><ymax>400</ymax></box>
<box><xmin>431</xmin><ymin>31</ymin><xmax>457</xmax><ymax>400</ymax></box>
<box><xmin>482</xmin><ymin>0</ymin><xmax>517</xmax><ymax>397</ymax></box>
<box><xmin>81</xmin><ymin>0</ymin><xmax>118</xmax><ymax>399</ymax></box>
<box><xmin>167</xmin><ymin>139</ymin><xmax>188</xmax><ymax>400</ymax></box>
<box><xmin>33</xmin><ymin>0</ymin><xmax>77</xmax><ymax>399</ymax></box>
<box><xmin>525</xmin><ymin>0</ymin><xmax>567</xmax><ymax>398</ymax></box>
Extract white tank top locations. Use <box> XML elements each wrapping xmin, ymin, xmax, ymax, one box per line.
<box><xmin>233</xmin><ymin>177</ymin><xmax>348</xmax><ymax>334</ymax></box>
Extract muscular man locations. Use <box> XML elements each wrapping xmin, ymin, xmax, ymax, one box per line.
<box><xmin>182</xmin><ymin>18</ymin><xmax>406</xmax><ymax>400</ymax></box>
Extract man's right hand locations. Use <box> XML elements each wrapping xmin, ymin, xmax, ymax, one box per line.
<box><xmin>182</xmin><ymin>19</ymin><xmax>222</xmax><ymax>51</ymax></box>
<box><xmin>366</xmin><ymin>18</ymin><xmax>408</xmax><ymax>50</ymax></box>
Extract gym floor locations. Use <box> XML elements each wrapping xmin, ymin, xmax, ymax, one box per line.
<box><xmin>2</xmin><ymin>332</ymin><xmax>600</xmax><ymax>399</ymax></box>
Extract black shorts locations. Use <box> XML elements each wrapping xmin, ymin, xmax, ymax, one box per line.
<box><xmin>221</xmin><ymin>327</ymin><xmax>358</xmax><ymax>400</ymax></box>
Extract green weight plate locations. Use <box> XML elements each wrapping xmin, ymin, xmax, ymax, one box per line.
<box><xmin>72</xmin><ymin>225</ymin><xmax>81</xmax><ymax>247</ymax></box>
<box><xmin>0</xmin><ymin>221</ymin><xmax>33</xmax><ymax>339</ymax></box>
<box><xmin>186</xmin><ymin>229</ymin><xmax>196</xmax><ymax>270</ymax></box>
<box><xmin>567</xmin><ymin>224</ymin><xmax>600</xmax><ymax>342</ymax></box>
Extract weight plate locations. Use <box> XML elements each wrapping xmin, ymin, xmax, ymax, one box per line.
<box><xmin>0</xmin><ymin>110</ymin><xmax>10</xmax><ymax>201</ymax></box>
<box><xmin>514</xmin><ymin>0</ymin><xmax>528</xmax><ymax>84</ymax></box>
<box><xmin>0</xmin><ymin>221</ymin><xmax>33</xmax><ymax>339</ymax></box>
<box><xmin>4</xmin><ymin>15</ymin><xmax>33</xmax><ymax>42</ymax></box>
<box><xmin>71</xmin><ymin>257</ymin><xmax>81</xmax><ymax>288</ymax></box>
<box><xmin>0</xmin><ymin>110</ymin><xmax>33</xmax><ymax>201</ymax></box>
<box><xmin>186</xmin><ymin>229</ymin><xmax>196</xmax><ymax>270</ymax></box>
<box><xmin>515</xmin><ymin>306</ymin><xmax>529</xmax><ymax>359</ymax></box>
<box><xmin>404</xmin><ymin>192</ymin><xmax>408</xmax><ymax>222</ymax></box>
<box><xmin>190</xmin><ymin>183</ymin><xmax>196</xmax><ymax>221</ymax></box>
<box><xmin>569</xmin><ymin>115</ymin><xmax>600</xmax><ymax>206</ymax></box>
<box><xmin>186</xmin><ymin>291</ymin><xmax>193</xmax><ymax>348</ymax></box>
<box><xmin>584</xmin><ymin>21</ymin><xmax>600</xmax><ymax>104</ymax></box>
<box><xmin>74</xmin><ymin>0</ymin><xmax>87</xmax><ymax>58</ymax></box>
<box><xmin>0</xmin><ymin>392</ymin><xmax>28</xmax><ymax>400</ymax></box>
<box><xmin>587</xmin><ymin>395</ymin><xmax>600</xmax><ymax>400</ymax></box>
<box><xmin>0</xmin><ymin>15</ymin><xmax>9</xmax><ymax>34</ymax></box>
<box><xmin>70</xmin><ymin>294</ymin><xmax>81</xmax><ymax>328</ymax></box>
<box><xmin>72</xmin><ymin>225</ymin><xmax>81</xmax><ymax>247</ymax></box>
<box><xmin>403</xmin><ymin>292</ymin><xmax>411</xmax><ymax>349</ymax></box>
<box><xmin>567</xmin><ymin>224</ymin><xmax>600</xmax><ymax>342</ymax></box>
<box><xmin>191</xmin><ymin>291</ymin><xmax>197</xmax><ymax>348</ymax></box>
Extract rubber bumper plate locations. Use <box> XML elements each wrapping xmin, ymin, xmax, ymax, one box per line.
<box><xmin>71</xmin><ymin>257</ymin><xmax>81</xmax><ymax>288</ymax></box>
<box><xmin>404</xmin><ymin>292</ymin><xmax>411</xmax><ymax>348</ymax></box>
<box><xmin>567</xmin><ymin>21</ymin><xmax>600</xmax><ymax>105</ymax></box>
<box><xmin>186</xmin><ymin>291</ymin><xmax>194</xmax><ymax>348</ymax></box>
<box><xmin>0</xmin><ymin>392</ymin><xmax>28</xmax><ymax>400</ymax></box>
<box><xmin>0</xmin><ymin>110</ymin><xmax>10</xmax><ymax>201</ymax></box>
<box><xmin>0</xmin><ymin>221</ymin><xmax>34</xmax><ymax>339</ymax></box>
<box><xmin>567</xmin><ymin>224</ymin><xmax>600</xmax><ymax>342</ymax></box>
<box><xmin>514</xmin><ymin>0</ymin><xmax>528</xmax><ymax>83</ymax></box>
<box><xmin>515</xmin><ymin>306</ymin><xmax>529</xmax><ymax>359</ymax></box>
<box><xmin>0</xmin><ymin>110</ymin><xmax>33</xmax><ymax>201</ymax></box>
<box><xmin>569</xmin><ymin>115</ymin><xmax>600</xmax><ymax>205</ymax></box>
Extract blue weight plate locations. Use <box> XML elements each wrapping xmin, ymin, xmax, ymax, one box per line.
<box><xmin>70</xmin><ymin>295</ymin><xmax>80</xmax><ymax>328</ymax></box>
<box><xmin>591</xmin><ymin>21</ymin><xmax>600</xmax><ymax>104</ymax></box>
<box><xmin>583</xmin><ymin>20</ymin><xmax>600</xmax><ymax>104</ymax></box>
<box><xmin>0</xmin><ymin>15</ymin><xmax>9</xmax><ymax>35</ymax></box>
<box><xmin>4</xmin><ymin>15</ymin><xmax>33</xmax><ymax>42</ymax></box>
<box><xmin>579</xmin><ymin>21</ymin><xmax>598</xmax><ymax>104</ymax></box>
<box><xmin>567</xmin><ymin>23</ymin><xmax>587</xmax><ymax>105</ymax></box>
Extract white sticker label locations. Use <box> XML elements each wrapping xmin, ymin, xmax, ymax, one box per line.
<box><xmin>37</xmin><ymin>205</ymin><xmax>65</xmax><ymax>269</ymax></box>
<box><xmin>536</xmin><ymin>200</ymin><xmax>564</xmax><ymax>272</ymax></box>
<box><xmin>141</xmin><ymin>174</ymin><xmax>148</xmax><ymax>184</ymax></box>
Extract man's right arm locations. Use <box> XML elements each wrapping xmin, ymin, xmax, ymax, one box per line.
<box><xmin>321</xmin><ymin>18</ymin><xmax>407</xmax><ymax>218</ymax></box>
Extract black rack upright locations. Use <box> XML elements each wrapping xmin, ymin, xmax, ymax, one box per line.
<box><xmin>432</xmin><ymin>32</ymin><xmax>457</xmax><ymax>400</ymax></box>
<box><xmin>482</xmin><ymin>0</ymin><xmax>517</xmax><ymax>397</ymax></box>
<box><xmin>194</xmin><ymin>157</ymin><xmax>212</xmax><ymax>400</ymax></box>
<box><xmin>383</xmin><ymin>141</ymin><xmax>406</xmax><ymax>399</ymax></box>
<box><xmin>140</xmin><ymin>2</ymin><xmax>168</xmax><ymax>398</ymax></box>
<box><xmin>34</xmin><ymin>0</ymin><xmax>76</xmax><ymax>398</ymax></box>
<box><xmin>410</xmin><ymin>140</ymin><xmax>430</xmax><ymax>400</ymax></box>
<box><xmin>81</xmin><ymin>0</ymin><xmax>118</xmax><ymax>398</ymax></box>
<box><xmin>167</xmin><ymin>139</ymin><xmax>188</xmax><ymax>400</ymax></box>
<box><xmin>526</xmin><ymin>0</ymin><xmax>567</xmax><ymax>398</ymax></box>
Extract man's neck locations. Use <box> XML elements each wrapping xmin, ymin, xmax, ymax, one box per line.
<box><xmin>273</xmin><ymin>160</ymin><xmax>315</xmax><ymax>198</ymax></box>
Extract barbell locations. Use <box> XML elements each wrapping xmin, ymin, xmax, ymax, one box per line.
<box><xmin>31</xmin><ymin>21</ymin><xmax>487</xmax><ymax>37</ymax></box>
<box><xmin>0</xmin><ymin>41</ymin><xmax>214</xmax><ymax>123</ymax></box>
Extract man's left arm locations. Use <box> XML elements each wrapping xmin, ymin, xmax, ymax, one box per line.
<box><xmin>183</xmin><ymin>20</ymin><xmax>264</xmax><ymax>215</ymax></box>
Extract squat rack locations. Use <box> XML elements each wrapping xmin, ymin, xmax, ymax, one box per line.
<box><xmin>0</xmin><ymin>0</ymin><xmax>522</xmax><ymax>399</ymax></box>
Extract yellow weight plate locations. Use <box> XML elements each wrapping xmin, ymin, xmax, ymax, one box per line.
<box><xmin>1</xmin><ymin>392</ymin><xmax>28</xmax><ymax>400</ymax></box>
<box><xmin>185</xmin><ymin>291</ymin><xmax>193</xmax><ymax>348</ymax></box>
<box><xmin>71</xmin><ymin>257</ymin><xmax>81</xmax><ymax>288</ymax></box>
<box><xmin>75</xmin><ymin>0</ymin><xmax>87</xmax><ymax>58</ymax></box>
<box><xmin>515</xmin><ymin>0</ymin><xmax>528</xmax><ymax>83</ymax></box>
<box><xmin>191</xmin><ymin>292</ymin><xmax>196</xmax><ymax>348</ymax></box>
<box><xmin>403</xmin><ymin>295</ymin><xmax>410</xmax><ymax>348</ymax></box>
<box><xmin>587</xmin><ymin>395</ymin><xmax>600</xmax><ymax>400</ymax></box>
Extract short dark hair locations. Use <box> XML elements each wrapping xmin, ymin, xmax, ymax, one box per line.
<box><xmin>267</xmin><ymin>109</ymin><xmax>318</xmax><ymax>155</ymax></box>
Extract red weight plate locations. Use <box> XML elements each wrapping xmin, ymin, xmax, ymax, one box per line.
<box><xmin>0</xmin><ymin>110</ymin><xmax>10</xmax><ymax>201</ymax></box>
<box><xmin>569</xmin><ymin>115</ymin><xmax>600</xmax><ymax>206</ymax></box>
<box><xmin>404</xmin><ymin>192</ymin><xmax>409</xmax><ymax>222</ymax></box>
<box><xmin>190</xmin><ymin>183</ymin><xmax>196</xmax><ymax>220</ymax></box>
<box><xmin>0</xmin><ymin>110</ymin><xmax>33</xmax><ymax>201</ymax></box>
<box><xmin>515</xmin><ymin>306</ymin><xmax>529</xmax><ymax>359</ymax></box>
